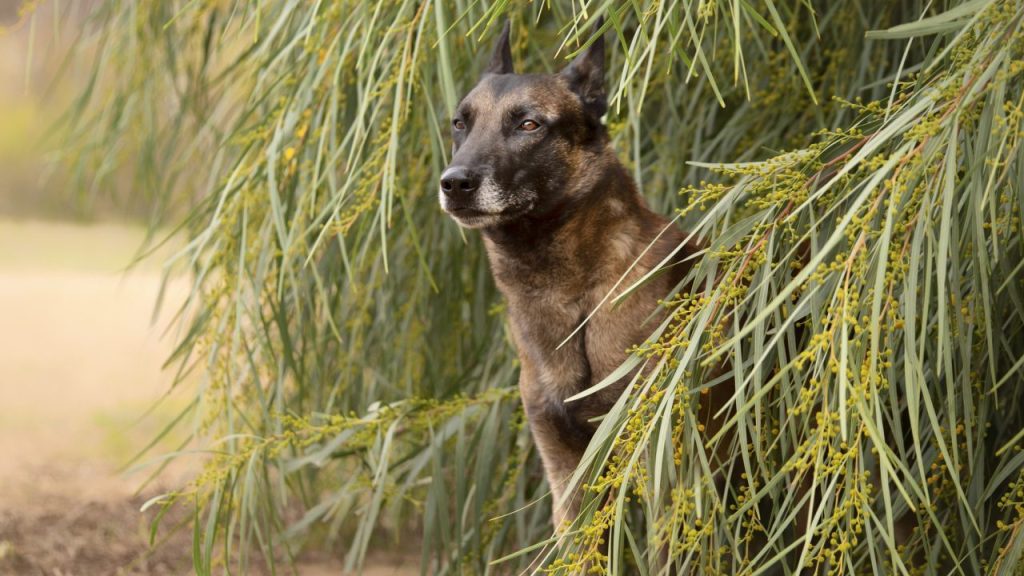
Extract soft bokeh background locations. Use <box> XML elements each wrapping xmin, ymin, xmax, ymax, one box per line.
<box><xmin>0</xmin><ymin>2</ymin><xmax>198</xmax><ymax>573</ymax></box>
<box><xmin>0</xmin><ymin>2</ymin><xmax>408</xmax><ymax>573</ymax></box>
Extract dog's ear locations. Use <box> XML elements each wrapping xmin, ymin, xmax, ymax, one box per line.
<box><xmin>560</xmin><ymin>17</ymin><xmax>606</xmax><ymax>119</ymax></box>
<box><xmin>483</xmin><ymin>20</ymin><xmax>514</xmax><ymax>76</ymax></box>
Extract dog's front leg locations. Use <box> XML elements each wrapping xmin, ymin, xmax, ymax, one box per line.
<box><xmin>529</xmin><ymin>411</ymin><xmax>585</xmax><ymax>530</ymax></box>
<box><xmin>519</xmin><ymin>372</ymin><xmax>587</xmax><ymax>531</ymax></box>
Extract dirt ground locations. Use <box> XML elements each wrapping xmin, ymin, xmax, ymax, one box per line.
<box><xmin>0</xmin><ymin>220</ymin><xmax>416</xmax><ymax>575</ymax></box>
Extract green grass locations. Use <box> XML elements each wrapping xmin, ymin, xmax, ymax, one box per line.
<box><xmin>46</xmin><ymin>0</ymin><xmax>1024</xmax><ymax>574</ymax></box>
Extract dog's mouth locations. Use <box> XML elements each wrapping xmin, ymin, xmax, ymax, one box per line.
<box><xmin>438</xmin><ymin>177</ymin><xmax>535</xmax><ymax>228</ymax></box>
<box><xmin>445</xmin><ymin>205</ymin><xmax>487</xmax><ymax>216</ymax></box>
<box><xmin>443</xmin><ymin>203</ymin><xmax>532</xmax><ymax>228</ymax></box>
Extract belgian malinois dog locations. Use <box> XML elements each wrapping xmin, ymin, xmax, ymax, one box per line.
<box><xmin>439</xmin><ymin>21</ymin><xmax>725</xmax><ymax>530</ymax></box>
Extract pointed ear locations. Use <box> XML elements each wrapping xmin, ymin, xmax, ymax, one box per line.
<box><xmin>483</xmin><ymin>20</ymin><xmax>514</xmax><ymax>76</ymax></box>
<box><xmin>559</xmin><ymin>18</ymin><xmax>606</xmax><ymax>119</ymax></box>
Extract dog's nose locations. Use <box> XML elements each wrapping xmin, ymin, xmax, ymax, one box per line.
<box><xmin>440</xmin><ymin>167</ymin><xmax>480</xmax><ymax>201</ymax></box>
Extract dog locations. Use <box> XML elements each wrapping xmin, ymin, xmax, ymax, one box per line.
<box><xmin>438</xmin><ymin>20</ymin><xmax>729</xmax><ymax>532</ymax></box>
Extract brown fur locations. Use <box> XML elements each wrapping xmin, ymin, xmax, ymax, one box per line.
<box><xmin>440</xmin><ymin>21</ymin><xmax>732</xmax><ymax>531</ymax></box>
<box><xmin>484</xmin><ymin>152</ymin><xmax>715</xmax><ymax>526</ymax></box>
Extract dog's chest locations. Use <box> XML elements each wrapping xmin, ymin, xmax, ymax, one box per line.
<box><xmin>507</xmin><ymin>282</ymin><xmax>646</xmax><ymax>408</ymax></box>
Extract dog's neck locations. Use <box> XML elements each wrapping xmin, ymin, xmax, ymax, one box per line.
<box><xmin>481</xmin><ymin>150</ymin><xmax>654</xmax><ymax>296</ymax></box>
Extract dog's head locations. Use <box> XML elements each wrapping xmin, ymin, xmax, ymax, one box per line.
<box><xmin>439</xmin><ymin>21</ymin><xmax>608</xmax><ymax>229</ymax></box>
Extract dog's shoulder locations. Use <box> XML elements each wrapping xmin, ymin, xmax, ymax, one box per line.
<box><xmin>630</xmin><ymin>207</ymin><xmax>703</xmax><ymax>292</ymax></box>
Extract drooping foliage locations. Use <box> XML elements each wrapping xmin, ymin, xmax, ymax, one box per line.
<box><xmin>53</xmin><ymin>0</ymin><xmax>1024</xmax><ymax>574</ymax></box>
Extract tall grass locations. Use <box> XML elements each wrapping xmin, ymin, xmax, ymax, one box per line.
<box><xmin>49</xmin><ymin>0</ymin><xmax>1024</xmax><ymax>573</ymax></box>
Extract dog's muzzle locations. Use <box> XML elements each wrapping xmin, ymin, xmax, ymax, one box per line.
<box><xmin>439</xmin><ymin>169</ymin><xmax>532</xmax><ymax>228</ymax></box>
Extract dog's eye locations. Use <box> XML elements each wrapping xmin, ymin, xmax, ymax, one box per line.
<box><xmin>453</xmin><ymin>119</ymin><xmax>466</xmax><ymax>131</ymax></box>
<box><xmin>518</xmin><ymin>119</ymin><xmax>541</xmax><ymax>132</ymax></box>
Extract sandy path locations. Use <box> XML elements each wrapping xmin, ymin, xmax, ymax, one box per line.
<box><xmin>0</xmin><ymin>220</ymin><xmax>418</xmax><ymax>575</ymax></box>
<box><xmin>0</xmin><ymin>270</ymin><xmax>190</xmax><ymax>494</ymax></box>
<box><xmin>0</xmin><ymin>221</ymin><xmax>193</xmax><ymax>499</ymax></box>
<box><xmin>0</xmin><ymin>221</ymin><xmax>199</xmax><ymax>574</ymax></box>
